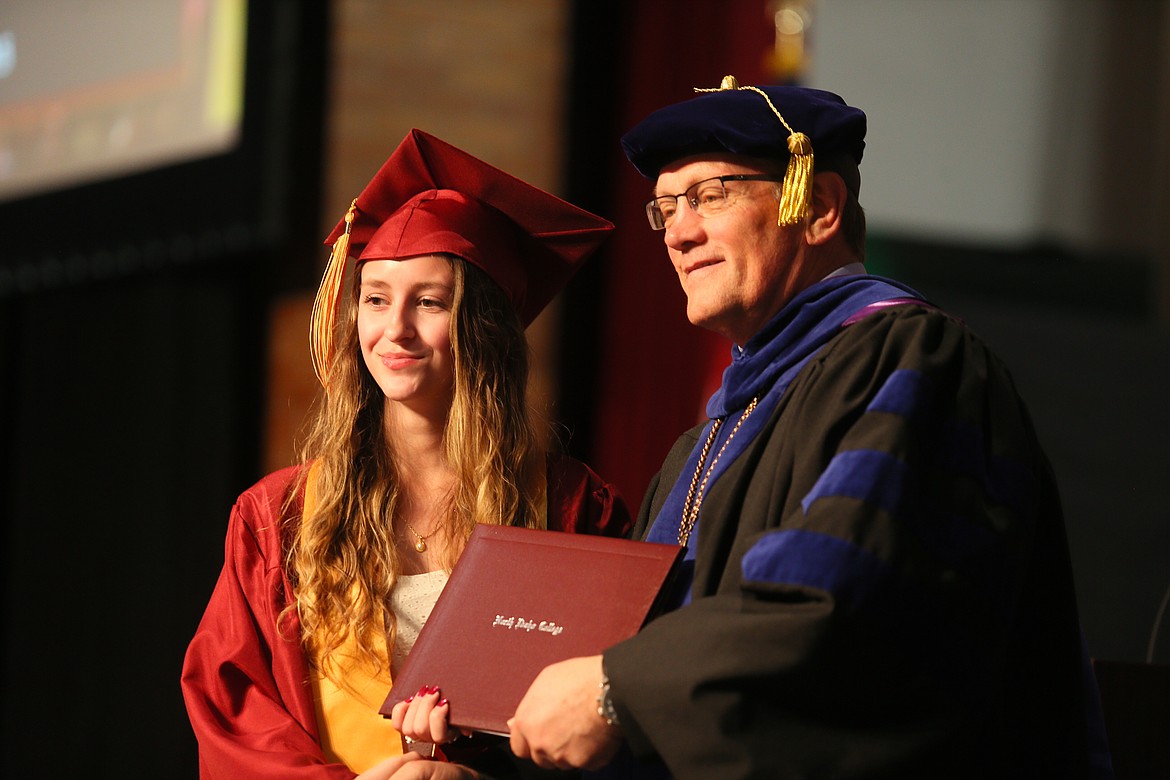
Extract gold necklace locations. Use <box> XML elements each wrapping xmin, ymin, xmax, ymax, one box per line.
<box><xmin>402</xmin><ymin>520</ymin><xmax>438</xmax><ymax>553</ymax></box>
<box><xmin>677</xmin><ymin>397</ymin><xmax>758</xmax><ymax>548</ymax></box>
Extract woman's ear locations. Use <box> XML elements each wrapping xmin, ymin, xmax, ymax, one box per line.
<box><xmin>805</xmin><ymin>171</ymin><xmax>847</xmax><ymax>246</ymax></box>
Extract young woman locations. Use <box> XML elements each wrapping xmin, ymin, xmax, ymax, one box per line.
<box><xmin>181</xmin><ymin>130</ymin><xmax>630</xmax><ymax>780</ymax></box>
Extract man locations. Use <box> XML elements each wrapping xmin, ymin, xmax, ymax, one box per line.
<box><xmin>508</xmin><ymin>77</ymin><xmax>1111</xmax><ymax>778</ymax></box>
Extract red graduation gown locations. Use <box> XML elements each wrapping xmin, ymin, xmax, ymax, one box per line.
<box><xmin>182</xmin><ymin>457</ymin><xmax>630</xmax><ymax>779</ymax></box>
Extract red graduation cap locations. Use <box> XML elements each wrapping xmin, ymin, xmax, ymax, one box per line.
<box><xmin>311</xmin><ymin>129</ymin><xmax>614</xmax><ymax>387</ymax></box>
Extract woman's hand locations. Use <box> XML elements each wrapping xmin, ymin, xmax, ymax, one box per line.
<box><xmin>354</xmin><ymin>752</ymin><xmax>481</xmax><ymax>780</ymax></box>
<box><xmin>390</xmin><ymin>685</ymin><xmax>468</xmax><ymax>746</ymax></box>
<box><xmin>387</xmin><ymin>761</ymin><xmax>481</xmax><ymax>779</ymax></box>
<box><xmin>354</xmin><ymin>752</ymin><xmax>426</xmax><ymax>780</ymax></box>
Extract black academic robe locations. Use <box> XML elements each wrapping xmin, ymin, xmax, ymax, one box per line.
<box><xmin>603</xmin><ymin>304</ymin><xmax>1109</xmax><ymax>779</ymax></box>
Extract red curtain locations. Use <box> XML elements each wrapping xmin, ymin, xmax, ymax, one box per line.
<box><xmin>588</xmin><ymin>0</ymin><xmax>775</xmax><ymax>508</ymax></box>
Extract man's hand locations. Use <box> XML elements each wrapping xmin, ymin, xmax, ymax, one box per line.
<box><xmin>507</xmin><ymin>655</ymin><xmax>623</xmax><ymax>771</ymax></box>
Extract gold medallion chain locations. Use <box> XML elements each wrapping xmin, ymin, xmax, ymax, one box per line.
<box><xmin>677</xmin><ymin>397</ymin><xmax>759</xmax><ymax>547</ymax></box>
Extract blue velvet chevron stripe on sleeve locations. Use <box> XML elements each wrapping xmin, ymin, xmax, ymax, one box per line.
<box><xmin>799</xmin><ymin>448</ymin><xmax>911</xmax><ymax>517</ymax></box>
<box><xmin>752</xmin><ymin>366</ymin><xmax>1033</xmax><ymax>623</ymax></box>
<box><xmin>804</xmin><ymin>367</ymin><xmax>1036</xmax><ymax>521</ymax></box>
<box><xmin>740</xmin><ymin>528</ymin><xmax>888</xmax><ymax>611</ymax></box>
<box><xmin>864</xmin><ymin>367</ymin><xmax>935</xmax><ymax>421</ymax></box>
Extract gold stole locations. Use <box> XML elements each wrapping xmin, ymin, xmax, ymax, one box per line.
<box><xmin>303</xmin><ymin>463</ymin><xmax>404</xmax><ymax>771</ymax></box>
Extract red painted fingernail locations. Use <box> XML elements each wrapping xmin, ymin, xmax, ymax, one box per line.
<box><xmin>428</xmin><ymin>685</ymin><xmax>440</xmax><ymax>695</ymax></box>
<box><xmin>438</xmin><ymin>698</ymin><xmax>448</xmax><ymax>707</ymax></box>
<box><xmin>405</xmin><ymin>695</ymin><xmax>415</xmax><ymax>703</ymax></box>
<box><xmin>417</xmin><ymin>686</ymin><xmax>429</xmax><ymax>697</ymax></box>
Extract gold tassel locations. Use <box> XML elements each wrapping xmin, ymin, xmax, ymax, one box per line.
<box><xmin>310</xmin><ymin>199</ymin><xmax>357</xmax><ymax>389</ymax></box>
<box><xmin>777</xmin><ymin>131</ymin><xmax>813</xmax><ymax>226</ymax></box>
<box><xmin>694</xmin><ymin>75</ymin><xmax>815</xmax><ymax>226</ymax></box>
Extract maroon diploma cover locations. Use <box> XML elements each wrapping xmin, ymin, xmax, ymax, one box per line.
<box><xmin>380</xmin><ymin>525</ymin><xmax>683</xmax><ymax>735</ymax></box>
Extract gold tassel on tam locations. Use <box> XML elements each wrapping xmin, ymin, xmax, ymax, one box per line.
<box><xmin>695</xmin><ymin>75</ymin><xmax>815</xmax><ymax>226</ymax></box>
<box><xmin>777</xmin><ymin>130</ymin><xmax>813</xmax><ymax>226</ymax></box>
<box><xmin>310</xmin><ymin>199</ymin><xmax>357</xmax><ymax>389</ymax></box>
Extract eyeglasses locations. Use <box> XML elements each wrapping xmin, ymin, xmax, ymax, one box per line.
<box><xmin>644</xmin><ymin>174</ymin><xmax>785</xmax><ymax>230</ymax></box>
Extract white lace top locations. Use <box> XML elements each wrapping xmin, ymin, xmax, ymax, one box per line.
<box><xmin>390</xmin><ymin>569</ymin><xmax>449</xmax><ymax>673</ymax></box>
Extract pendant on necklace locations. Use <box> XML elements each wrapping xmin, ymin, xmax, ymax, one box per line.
<box><xmin>414</xmin><ymin>537</ymin><xmax>427</xmax><ymax>553</ymax></box>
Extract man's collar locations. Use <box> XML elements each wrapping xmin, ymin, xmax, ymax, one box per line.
<box><xmin>821</xmin><ymin>262</ymin><xmax>866</xmax><ymax>281</ymax></box>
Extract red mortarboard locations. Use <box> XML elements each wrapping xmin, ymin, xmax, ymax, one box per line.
<box><xmin>311</xmin><ymin>129</ymin><xmax>614</xmax><ymax>387</ymax></box>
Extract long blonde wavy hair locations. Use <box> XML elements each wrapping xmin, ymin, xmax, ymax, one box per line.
<box><xmin>285</xmin><ymin>255</ymin><xmax>548</xmax><ymax>676</ymax></box>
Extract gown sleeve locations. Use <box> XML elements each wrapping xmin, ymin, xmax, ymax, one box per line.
<box><xmin>181</xmin><ymin>468</ymin><xmax>355</xmax><ymax>780</ymax></box>
<box><xmin>603</xmin><ymin>308</ymin><xmax>1099</xmax><ymax>779</ymax></box>
<box><xmin>545</xmin><ymin>454</ymin><xmax>633</xmax><ymax>539</ymax></box>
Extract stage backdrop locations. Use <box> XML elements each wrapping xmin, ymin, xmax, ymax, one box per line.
<box><xmin>579</xmin><ymin>0</ymin><xmax>776</xmax><ymax>509</ymax></box>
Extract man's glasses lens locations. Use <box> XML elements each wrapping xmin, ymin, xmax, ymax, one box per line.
<box><xmin>644</xmin><ymin>174</ymin><xmax>783</xmax><ymax>230</ymax></box>
<box><xmin>646</xmin><ymin>178</ymin><xmax>727</xmax><ymax>230</ymax></box>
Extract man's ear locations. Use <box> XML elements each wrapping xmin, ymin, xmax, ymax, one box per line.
<box><xmin>805</xmin><ymin>171</ymin><xmax>847</xmax><ymax>246</ymax></box>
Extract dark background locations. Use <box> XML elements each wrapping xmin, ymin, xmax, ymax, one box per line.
<box><xmin>0</xmin><ymin>1</ymin><xmax>329</xmax><ymax>772</ymax></box>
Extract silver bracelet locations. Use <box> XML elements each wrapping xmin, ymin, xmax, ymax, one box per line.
<box><xmin>596</xmin><ymin>673</ymin><xmax>620</xmax><ymax>726</ymax></box>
